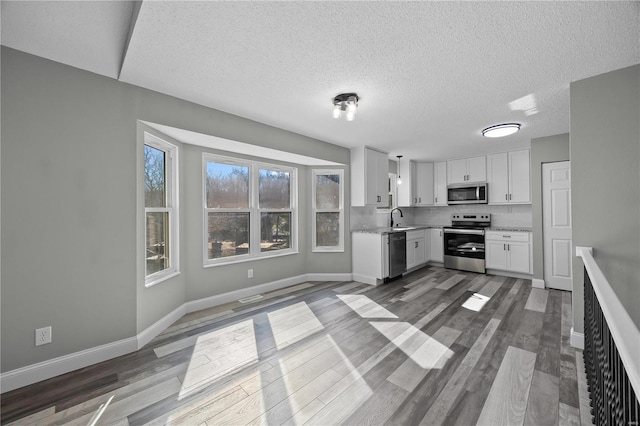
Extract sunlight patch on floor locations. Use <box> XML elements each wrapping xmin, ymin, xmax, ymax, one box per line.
<box><xmin>462</xmin><ymin>292</ymin><xmax>491</xmax><ymax>312</ymax></box>
<box><xmin>268</xmin><ymin>302</ymin><xmax>325</xmax><ymax>350</ymax></box>
<box><xmin>178</xmin><ymin>319</ymin><xmax>258</xmax><ymax>398</ymax></box>
<box><xmin>337</xmin><ymin>294</ymin><xmax>398</xmax><ymax>319</ymax></box>
<box><xmin>370</xmin><ymin>321</ymin><xmax>454</xmax><ymax>369</ymax></box>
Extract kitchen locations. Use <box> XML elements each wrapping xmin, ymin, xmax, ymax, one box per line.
<box><xmin>352</xmin><ymin>147</ymin><xmax>533</xmax><ymax>285</ymax></box>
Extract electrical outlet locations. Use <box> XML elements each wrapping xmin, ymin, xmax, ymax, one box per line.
<box><xmin>248</xmin><ymin>269</ymin><xmax>254</xmax><ymax>279</ymax></box>
<box><xmin>35</xmin><ymin>326</ymin><xmax>52</xmax><ymax>346</ymax></box>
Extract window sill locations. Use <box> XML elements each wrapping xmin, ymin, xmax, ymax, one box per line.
<box><xmin>312</xmin><ymin>247</ymin><xmax>345</xmax><ymax>253</ymax></box>
<box><xmin>145</xmin><ymin>270</ymin><xmax>181</xmax><ymax>288</ymax></box>
<box><xmin>203</xmin><ymin>249</ymin><xmax>298</xmax><ymax>268</ymax></box>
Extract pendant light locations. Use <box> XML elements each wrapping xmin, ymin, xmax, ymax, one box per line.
<box><xmin>396</xmin><ymin>155</ymin><xmax>403</xmax><ymax>185</ymax></box>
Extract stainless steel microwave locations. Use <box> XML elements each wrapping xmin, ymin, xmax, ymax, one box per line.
<box><xmin>447</xmin><ymin>183</ymin><xmax>488</xmax><ymax>204</ymax></box>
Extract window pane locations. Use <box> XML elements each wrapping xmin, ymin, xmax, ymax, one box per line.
<box><xmin>315</xmin><ymin>174</ymin><xmax>340</xmax><ymax>209</ymax></box>
<box><xmin>146</xmin><ymin>211</ymin><xmax>169</xmax><ymax>274</ymax></box>
<box><xmin>316</xmin><ymin>212</ymin><xmax>340</xmax><ymax>247</ymax></box>
<box><xmin>144</xmin><ymin>145</ymin><xmax>165</xmax><ymax>207</ymax></box>
<box><xmin>207</xmin><ymin>212</ymin><xmax>250</xmax><ymax>259</ymax></box>
<box><xmin>206</xmin><ymin>162</ymin><xmax>249</xmax><ymax>208</ymax></box>
<box><xmin>259</xmin><ymin>169</ymin><xmax>290</xmax><ymax>209</ymax></box>
<box><xmin>260</xmin><ymin>212</ymin><xmax>291</xmax><ymax>252</ymax></box>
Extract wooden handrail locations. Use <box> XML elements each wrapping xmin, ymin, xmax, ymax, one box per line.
<box><xmin>576</xmin><ymin>246</ymin><xmax>640</xmax><ymax>397</ymax></box>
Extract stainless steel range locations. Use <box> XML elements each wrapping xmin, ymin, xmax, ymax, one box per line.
<box><xmin>443</xmin><ymin>213</ymin><xmax>491</xmax><ymax>273</ymax></box>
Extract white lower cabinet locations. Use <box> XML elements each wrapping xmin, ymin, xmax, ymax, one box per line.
<box><xmin>485</xmin><ymin>231</ymin><xmax>531</xmax><ymax>274</ymax></box>
<box><xmin>352</xmin><ymin>233</ymin><xmax>389</xmax><ymax>285</ymax></box>
<box><xmin>406</xmin><ymin>230</ymin><xmax>427</xmax><ymax>270</ymax></box>
<box><xmin>430</xmin><ymin>228</ymin><xmax>444</xmax><ymax>262</ymax></box>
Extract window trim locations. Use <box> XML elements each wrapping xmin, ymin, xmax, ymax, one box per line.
<box><xmin>202</xmin><ymin>153</ymin><xmax>298</xmax><ymax>267</ymax></box>
<box><xmin>144</xmin><ymin>133</ymin><xmax>180</xmax><ymax>287</ymax></box>
<box><xmin>312</xmin><ymin>169</ymin><xmax>344</xmax><ymax>252</ymax></box>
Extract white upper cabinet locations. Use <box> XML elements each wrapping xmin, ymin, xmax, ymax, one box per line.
<box><xmin>397</xmin><ymin>158</ymin><xmax>415</xmax><ymax>207</ymax></box>
<box><xmin>415</xmin><ymin>162</ymin><xmax>434</xmax><ymax>206</ymax></box>
<box><xmin>448</xmin><ymin>156</ymin><xmax>486</xmax><ymax>184</ymax></box>
<box><xmin>351</xmin><ymin>146</ymin><xmax>389</xmax><ymax>206</ymax></box>
<box><xmin>433</xmin><ymin>161</ymin><xmax>447</xmax><ymax>205</ymax></box>
<box><xmin>487</xmin><ymin>149</ymin><xmax>530</xmax><ymax>204</ymax></box>
<box><xmin>397</xmin><ymin>160</ymin><xmax>434</xmax><ymax>207</ymax></box>
<box><xmin>508</xmin><ymin>150</ymin><xmax>531</xmax><ymax>203</ymax></box>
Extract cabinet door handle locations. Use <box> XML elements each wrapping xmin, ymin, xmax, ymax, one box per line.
<box><xmin>419</xmin><ymin>197</ymin><xmax>421</xmax><ymax>203</ymax></box>
<box><xmin>505</xmin><ymin>194</ymin><xmax>508</xmax><ymax>200</ymax></box>
<box><xmin>509</xmin><ymin>194</ymin><xmax>512</xmax><ymax>200</ymax></box>
<box><xmin>415</xmin><ymin>241</ymin><xmax>419</xmax><ymax>248</ymax></box>
<box><xmin>377</xmin><ymin>195</ymin><xmax>381</xmax><ymax>202</ymax></box>
<box><xmin>435</xmin><ymin>197</ymin><xmax>438</xmax><ymax>203</ymax></box>
<box><xmin>504</xmin><ymin>243</ymin><xmax>506</xmax><ymax>250</ymax></box>
<box><xmin>508</xmin><ymin>244</ymin><xmax>510</xmax><ymax>251</ymax></box>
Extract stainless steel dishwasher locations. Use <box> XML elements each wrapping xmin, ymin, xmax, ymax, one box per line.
<box><xmin>387</xmin><ymin>231</ymin><xmax>407</xmax><ymax>281</ymax></box>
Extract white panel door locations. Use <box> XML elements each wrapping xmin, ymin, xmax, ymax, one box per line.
<box><xmin>543</xmin><ymin>161</ymin><xmax>572</xmax><ymax>290</ymax></box>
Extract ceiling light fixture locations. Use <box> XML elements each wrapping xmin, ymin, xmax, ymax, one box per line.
<box><xmin>333</xmin><ymin>93</ymin><xmax>359</xmax><ymax>121</ymax></box>
<box><xmin>482</xmin><ymin>123</ymin><xmax>521</xmax><ymax>138</ymax></box>
<box><xmin>396</xmin><ymin>155</ymin><xmax>403</xmax><ymax>185</ymax></box>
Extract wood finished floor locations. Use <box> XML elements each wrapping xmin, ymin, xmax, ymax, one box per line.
<box><xmin>1</xmin><ymin>266</ymin><xmax>591</xmax><ymax>425</ymax></box>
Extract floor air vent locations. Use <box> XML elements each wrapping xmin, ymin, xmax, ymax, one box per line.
<box><xmin>238</xmin><ymin>294</ymin><xmax>263</xmax><ymax>303</ymax></box>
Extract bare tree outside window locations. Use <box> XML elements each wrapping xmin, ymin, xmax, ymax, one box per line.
<box><xmin>144</xmin><ymin>139</ymin><xmax>177</xmax><ymax>282</ymax></box>
<box><xmin>204</xmin><ymin>157</ymin><xmax>296</xmax><ymax>263</ymax></box>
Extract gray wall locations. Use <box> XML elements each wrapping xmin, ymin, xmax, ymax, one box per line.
<box><xmin>1</xmin><ymin>47</ymin><xmax>350</xmax><ymax>372</ymax></box>
<box><xmin>530</xmin><ymin>133</ymin><xmax>570</xmax><ymax>280</ymax></box>
<box><xmin>570</xmin><ymin>64</ymin><xmax>640</xmax><ymax>332</ymax></box>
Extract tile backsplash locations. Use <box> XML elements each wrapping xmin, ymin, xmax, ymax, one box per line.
<box><xmin>350</xmin><ymin>204</ymin><xmax>532</xmax><ymax>230</ymax></box>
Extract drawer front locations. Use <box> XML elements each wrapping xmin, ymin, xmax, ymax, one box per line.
<box><xmin>406</xmin><ymin>230</ymin><xmax>425</xmax><ymax>240</ymax></box>
<box><xmin>485</xmin><ymin>231</ymin><xmax>530</xmax><ymax>242</ymax></box>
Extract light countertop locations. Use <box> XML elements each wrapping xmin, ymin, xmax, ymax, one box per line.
<box><xmin>351</xmin><ymin>224</ymin><xmax>446</xmax><ymax>234</ymax></box>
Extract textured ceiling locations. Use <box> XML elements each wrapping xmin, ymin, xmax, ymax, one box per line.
<box><xmin>2</xmin><ymin>1</ymin><xmax>639</xmax><ymax>161</ymax></box>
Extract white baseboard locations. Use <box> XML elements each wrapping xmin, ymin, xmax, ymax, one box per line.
<box><xmin>351</xmin><ymin>273</ymin><xmax>379</xmax><ymax>286</ymax></box>
<box><xmin>306</xmin><ymin>273</ymin><xmax>353</xmax><ymax>282</ymax></box>
<box><xmin>571</xmin><ymin>327</ymin><xmax>585</xmax><ymax>349</ymax></box>
<box><xmin>137</xmin><ymin>304</ymin><xmax>186</xmax><ymax>349</ymax></box>
<box><xmin>184</xmin><ymin>274</ymin><xmax>307</xmax><ymax>314</ymax></box>
<box><xmin>532</xmin><ymin>278</ymin><xmax>545</xmax><ymax>289</ymax></box>
<box><xmin>0</xmin><ymin>336</ymin><xmax>138</xmax><ymax>393</ymax></box>
<box><xmin>1</xmin><ymin>272</ymin><xmax>351</xmax><ymax>393</ymax></box>
<box><xmin>485</xmin><ymin>269</ymin><xmax>533</xmax><ymax>280</ymax></box>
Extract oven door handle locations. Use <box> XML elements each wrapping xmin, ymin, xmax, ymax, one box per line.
<box><xmin>443</xmin><ymin>228</ymin><xmax>485</xmax><ymax>236</ymax></box>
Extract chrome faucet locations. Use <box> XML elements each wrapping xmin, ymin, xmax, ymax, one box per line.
<box><xmin>390</xmin><ymin>208</ymin><xmax>403</xmax><ymax>227</ymax></box>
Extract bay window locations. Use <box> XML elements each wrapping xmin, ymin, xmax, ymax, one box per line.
<box><xmin>204</xmin><ymin>154</ymin><xmax>297</xmax><ymax>265</ymax></box>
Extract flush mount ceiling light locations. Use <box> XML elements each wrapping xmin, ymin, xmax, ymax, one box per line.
<box><xmin>332</xmin><ymin>93</ymin><xmax>359</xmax><ymax>121</ymax></box>
<box><xmin>482</xmin><ymin>123</ymin><xmax>521</xmax><ymax>138</ymax></box>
